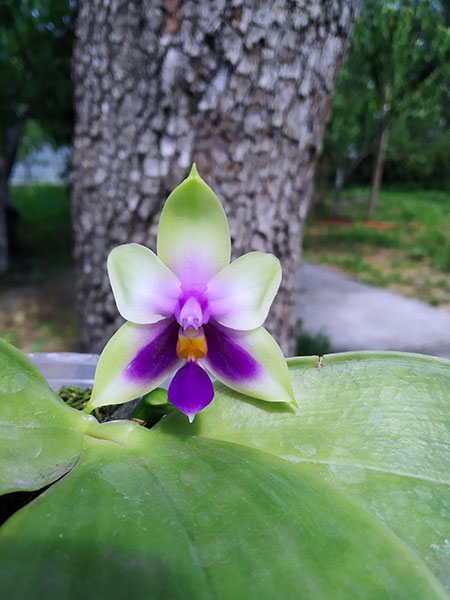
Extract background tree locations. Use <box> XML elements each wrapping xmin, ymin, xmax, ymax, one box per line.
<box><xmin>321</xmin><ymin>62</ymin><xmax>377</xmax><ymax>217</ymax></box>
<box><xmin>72</xmin><ymin>0</ymin><xmax>359</xmax><ymax>355</ymax></box>
<box><xmin>0</xmin><ymin>0</ymin><xmax>75</xmax><ymax>273</ymax></box>
<box><xmin>322</xmin><ymin>0</ymin><xmax>450</xmax><ymax>218</ymax></box>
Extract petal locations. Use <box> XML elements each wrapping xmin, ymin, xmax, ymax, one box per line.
<box><xmin>206</xmin><ymin>252</ymin><xmax>282</xmax><ymax>330</ymax></box>
<box><xmin>168</xmin><ymin>362</ymin><xmax>215</xmax><ymax>422</ymax></box>
<box><xmin>87</xmin><ymin>319</ymin><xmax>181</xmax><ymax>410</ymax></box>
<box><xmin>203</xmin><ymin>321</ymin><xmax>295</xmax><ymax>405</ymax></box>
<box><xmin>157</xmin><ymin>164</ymin><xmax>231</xmax><ymax>289</ymax></box>
<box><xmin>108</xmin><ymin>243</ymin><xmax>181</xmax><ymax>324</ymax></box>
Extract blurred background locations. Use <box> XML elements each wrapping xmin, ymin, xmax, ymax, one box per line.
<box><xmin>0</xmin><ymin>0</ymin><xmax>449</xmax><ymax>358</ymax></box>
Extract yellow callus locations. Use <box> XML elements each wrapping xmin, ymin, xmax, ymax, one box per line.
<box><xmin>176</xmin><ymin>327</ymin><xmax>208</xmax><ymax>361</ymax></box>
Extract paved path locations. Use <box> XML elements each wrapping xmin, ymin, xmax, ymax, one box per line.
<box><xmin>296</xmin><ymin>262</ymin><xmax>450</xmax><ymax>358</ymax></box>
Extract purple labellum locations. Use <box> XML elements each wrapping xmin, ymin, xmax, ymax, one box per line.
<box><xmin>126</xmin><ymin>320</ymin><xmax>180</xmax><ymax>382</ymax></box>
<box><xmin>168</xmin><ymin>361</ymin><xmax>214</xmax><ymax>422</ymax></box>
<box><xmin>203</xmin><ymin>320</ymin><xmax>261</xmax><ymax>382</ymax></box>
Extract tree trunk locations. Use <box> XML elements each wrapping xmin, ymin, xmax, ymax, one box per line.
<box><xmin>0</xmin><ymin>118</ymin><xmax>28</xmax><ymax>273</ymax></box>
<box><xmin>72</xmin><ymin>0</ymin><xmax>359</xmax><ymax>355</ymax></box>
<box><xmin>368</xmin><ymin>93</ymin><xmax>390</xmax><ymax>221</ymax></box>
<box><xmin>0</xmin><ymin>173</ymin><xmax>9</xmax><ymax>274</ymax></box>
<box><xmin>333</xmin><ymin>166</ymin><xmax>345</xmax><ymax>218</ymax></box>
<box><xmin>312</xmin><ymin>154</ymin><xmax>330</xmax><ymax>215</ymax></box>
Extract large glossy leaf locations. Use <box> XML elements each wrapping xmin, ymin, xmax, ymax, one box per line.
<box><xmin>1</xmin><ymin>344</ymin><xmax>449</xmax><ymax>597</ymax></box>
<box><xmin>157</xmin><ymin>351</ymin><xmax>450</xmax><ymax>593</ymax></box>
<box><xmin>0</xmin><ymin>339</ymin><xmax>93</xmax><ymax>493</ymax></box>
<box><xmin>0</xmin><ymin>423</ymin><xmax>447</xmax><ymax>600</ymax></box>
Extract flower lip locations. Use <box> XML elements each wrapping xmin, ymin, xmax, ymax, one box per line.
<box><xmin>168</xmin><ymin>360</ymin><xmax>214</xmax><ymax>422</ymax></box>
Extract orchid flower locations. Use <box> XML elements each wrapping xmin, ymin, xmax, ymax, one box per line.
<box><xmin>86</xmin><ymin>165</ymin><xmax>295</xmax><ymax>422</ymax></box>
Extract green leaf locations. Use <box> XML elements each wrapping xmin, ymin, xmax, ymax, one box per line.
<box><xmin>0</xmin><ymin>427</ymin><xmax>446</xmax><ymax>599</ymax></box>
<box><xmin>0</xmin><ymin>339</ymin><xmax>93</xmax><ymax>494</ymax></box>
<box><xmin>157</xmin><ymin>351</ymin><xmax>450</xmax><ymax>592</ymax></box>
<box><xmin>1</xmin><ymin>344</ymin><xmax>449</xmax><ymax>597</ymax></box>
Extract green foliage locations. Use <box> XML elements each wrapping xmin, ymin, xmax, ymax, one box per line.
<box><xmin>10</xmin><ymin>184</ymin><xmax>71</xmax><ymax>263</ymax></box>
<box><xmin>295</xmin><ymin>319</ymin><xmax>331</xmax><ymax>356</ymax></box>
<box><xmin>325</xmin><ymin>0</ymin><xmax>450</xmax><ymax>185</ymax></box>
<box><xmin>0</xmin><ymin>0</ymin><xmax>75</xmax><ymax>149</ymax></box>
<box><xmin>16</xmin><ymin>119</ymin><xmax>50</xmax><ymax>160</ymax></box>
<box><xmin>1</xmin><ymin>340</ymin><xmax>449</xmax><ymax>597</ymax></box>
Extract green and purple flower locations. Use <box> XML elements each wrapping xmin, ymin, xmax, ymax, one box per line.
<box><xmin>87</xmin><ymin>165</ymin><xmax>294</xmax><ymax>421</ymax></box>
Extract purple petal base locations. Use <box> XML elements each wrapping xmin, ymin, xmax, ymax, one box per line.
<box><xmin>126</xmin><ymin>319</ymin><xmax>179</xmax><ymax>382</ymax></box>
<box><xmin>203</xmin><ymin>320</ymin><xmax>261</xmax><ymax>382</ymax></box>
<box><xmin>168</xmin><ymin>361</ymin><xmax>214</xmax><ymax>422</ymax></box>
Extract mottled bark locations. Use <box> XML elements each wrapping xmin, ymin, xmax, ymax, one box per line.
<box><xmin>72</xmin><ymin>0</ymin><xmax>358</xmax><ymax>354</ymax></box>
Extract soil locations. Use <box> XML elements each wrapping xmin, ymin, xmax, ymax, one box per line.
<box><xmin>0</xmin><ymin>267</ymin><xmax>79</xmax><ymax>352</ymax></box>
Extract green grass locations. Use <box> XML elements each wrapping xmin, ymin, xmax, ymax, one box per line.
<box><xmin>317</xmin><ymin>253</ymin><xmax>390</xmax><ymax>286</ymax></box>
<box><xmin>308</xmin><ymin>225</ymin><xmax>400</xmax><ymax>249</ymax></box>
<box><xmin>307</xmin><ymin>186</ymin><xmax>450</xmax><ymax>273</ymax></box>
<box><xmin>10</xmin><ymin>184</ymin><xmax>72</xmax><ymax>266</ymax></box>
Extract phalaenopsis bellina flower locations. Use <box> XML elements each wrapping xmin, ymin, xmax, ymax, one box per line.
<box><xmin>86</xmin><ymin>165</ymin><xmax>295</xmax><ymax>422</ymax></box>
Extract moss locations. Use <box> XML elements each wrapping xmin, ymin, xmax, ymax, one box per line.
<box><xmin>57</xmin><ymin>386</ymin><xmax>116</xmax><ymax>421</ymax></box>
